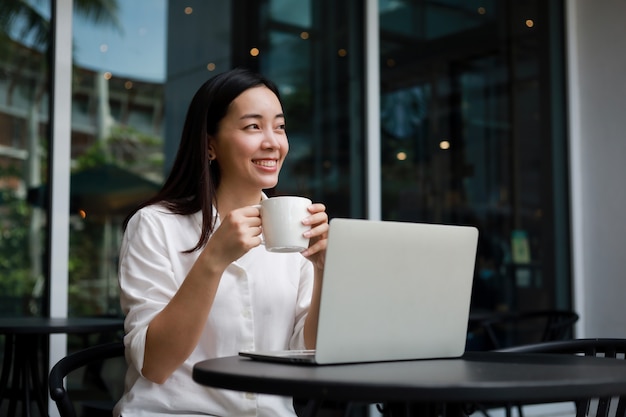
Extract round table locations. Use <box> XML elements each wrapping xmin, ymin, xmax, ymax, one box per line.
<box><xmin>193</xmin><ymin>351</ymin><xmax>626</xmax><ymax>417</ymax></box>
<box><xmin>0</xmin><ymin>316</ymin><xmax>124</xmax><ymax>417</ymax></box>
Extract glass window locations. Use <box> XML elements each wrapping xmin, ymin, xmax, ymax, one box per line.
<box><xmin>69</xmin><ymin>0</ymin><xmax>167</xmax><ymax>317</ymax></box>
<box><xmin>0</xmin><ymin>0</ymin><xmax>52</xmax><ymax>317</ymax></box>
<box><xmin>234</xmin><ymin>0</ymin><xmax>366</xmax><ymax>219</ymax></box>
<box><xmin>3</xmin><ymin>0</ymin><xmax>570</xmax><ymax>352</ymax></box>
<box><xmin>378</xmin><ymin>0</ymin><xmax>570</xmax><ymax>338</ymax></box>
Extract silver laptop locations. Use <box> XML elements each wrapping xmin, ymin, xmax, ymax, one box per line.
<box><xmin>239</xmin><ymin>218</ymin><xmax>478</xmax><ymax>365</ymax></box>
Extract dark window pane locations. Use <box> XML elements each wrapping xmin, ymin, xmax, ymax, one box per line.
<box><xmin>379</xmin><ymin>0</ymin><xmax>569</xmax><ymax>322</ymax></box>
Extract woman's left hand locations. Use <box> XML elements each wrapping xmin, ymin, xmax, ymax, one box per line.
<box><xmin>300</xmin><ymin>203</ymin><xmax>328</xmax><ymax>271</ymax></box>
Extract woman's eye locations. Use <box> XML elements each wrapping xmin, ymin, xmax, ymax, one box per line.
<box><xmin>246</xmin><ymin>124</ymin><xmax>260</xmax><ymax>130</ymax></box>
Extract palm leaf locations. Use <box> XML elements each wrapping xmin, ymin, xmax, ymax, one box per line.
<box><xmin>0</xmin><ymin>0</ymin><xmax>121</xmax><ymax>51</ymax></box>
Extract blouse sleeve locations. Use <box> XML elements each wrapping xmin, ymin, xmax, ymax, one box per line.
<box><xmin>118</xmin><ymin>208</ymin><xmax>180</xmax><ymax>377</ymax></box>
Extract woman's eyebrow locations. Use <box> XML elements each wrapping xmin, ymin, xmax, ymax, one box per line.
<box><xmin>239</xmin><ymin>113</ymin><xmax>285</xmax><ymax>120</ymax></box>
<box><xmin>239</xmin><ymin>113</ymin><xmax>262</xmax><ymax>120</ymax></box>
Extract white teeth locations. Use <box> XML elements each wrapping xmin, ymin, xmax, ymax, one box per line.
<box><xmin>254</xmin><ymin>160</ymin><xmax>276</xmax><ymax>167</ymax></box>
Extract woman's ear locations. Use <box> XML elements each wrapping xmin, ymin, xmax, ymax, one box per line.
<box><xmin>207</xmin><ymin>136</ymin><xmax>216</xmax><ymax>161</ymax></box>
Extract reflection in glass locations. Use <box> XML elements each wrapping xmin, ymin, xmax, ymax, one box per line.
<box><xmin>69</xmin><ymin>0</ymin><xmax>166</xmax><ymax>317</ymax></box>
<box><xmin>2</xmin><ymin>0</ymin><xmax>569</xmax><ymax>353</ymax></box>
<box><xmin>0</xmin><ymin>0</ymin><xmax>53</xmax><ymax>317</ymax></box>
<box><xmin>379</xmin><ymin>0</ymin><xmax>569</xmax><ymax>331</ymax></box>
<box><xmin>261</xmin><ymin>0</ymin><xmax>366</xmax><ymax>218</ymax></box>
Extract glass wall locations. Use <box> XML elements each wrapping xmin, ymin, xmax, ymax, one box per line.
<box><xmin>231</xmin><ymin>0</ymin><xmax>366</xmax><ymax>219</ymax></box>
<box><xmin>235</xmin><ymin>0</ymin><xmax>570</xmax><ymax>323</ymax></box>
<box><xmin>0</xmin><ymin>0</ymin><xmax>167</xmax><ymax>321</ymax></box>
<box><xmin>378</xmin><ymin>0</ymin><xmax>570</xmax><ymax>322</ymax></box>
<box><xmin>0</xmin><ymin>0</ymin><xmax>52</xmax><ymax>317</ymax></box>
<box><xmin>1</xmin><ymin>0</ymin><xmax>569</xmax><ymax>341</ymax></box>
<box><xmin>68</xmin><ymin>1</ymin><xmax>167</xmax><ymax>317</ymax></box>
<box><xmin>65</xmin><ymin>0</ymin><xmax>366</xmax><ymax>318</ymax></box>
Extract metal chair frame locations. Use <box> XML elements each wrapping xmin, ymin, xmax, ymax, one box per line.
<box><xmin>478</xmin><ymin>310</ymin><xmax>579</xmax><ymax>350</ymax></box>
<box><xmin>49</xmin><ymin>341</ymin><xmax>125</xmax><ymax>417</ymax></box>
<box><xmin>497</xmin><ymin>338</ymin><xmax>626</xmax><ymax>417</ymax></box>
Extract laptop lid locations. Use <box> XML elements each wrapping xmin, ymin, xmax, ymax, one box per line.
<box><xmin>312</xmin><ymin>218</ymin><xmax>478</xmax><ymax>365</ymax></box>
<box><xmin>239</xmin><ymin>218</ymin><xmax>478</xmax><ymax>365</ymax></box>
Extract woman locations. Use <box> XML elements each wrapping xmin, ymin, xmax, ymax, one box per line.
<box><xmin>114</xmin><ymin>68</ymin><xmax>329</xmax><ymax>417</ymax></box>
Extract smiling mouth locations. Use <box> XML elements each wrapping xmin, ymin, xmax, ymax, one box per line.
<box><xmin>253</xmin><ymin>160</ymin><xmax>277</xmax><ymax>167</ymax></box>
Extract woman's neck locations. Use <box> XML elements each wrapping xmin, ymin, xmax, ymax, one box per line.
<box><xmin>214</xmin><ymin>188</ymin><xmax>263</xmax><ymax>215</ymax></box>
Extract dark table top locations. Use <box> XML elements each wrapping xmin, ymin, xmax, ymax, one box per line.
<box><xmin>193</xmin><ymin>351</ymin><xmax>626</xmax><ymax>404</ymax></box>
<box><xmin>0</xmin><ymin>316</ymin><xmax>124</xmax><ymax>335</ymax></box>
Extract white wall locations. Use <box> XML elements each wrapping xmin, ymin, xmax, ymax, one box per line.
<box><xmin>568</xmin><ymin>0</ymin><xmax>626</xmax><ymax>338</ymax></box>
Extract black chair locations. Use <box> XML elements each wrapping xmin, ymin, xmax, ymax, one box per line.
<box><xmin>496</xmin><ymin>338</ymin><xmax>626</xmax><ymax>417</ymax></box>
<box><xmin>477</xmin><ymin>309</ymin><xmax>579</xmax><ymax>350</ymax></box>
<box><xmin>49</xmin><ymin>341</ymin><xmax>125</xmax><ymax>417</ymax></box>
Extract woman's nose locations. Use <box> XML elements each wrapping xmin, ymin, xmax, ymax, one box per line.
<box><xmin>262</xmin><ymin>131</ymin><xmax>281</xmax><ymax>149</ymax></box>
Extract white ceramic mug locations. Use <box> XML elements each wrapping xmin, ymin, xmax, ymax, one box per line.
<box><xmin>257</xmin><ymin>196</ymin><xmax>312</xmax><ymax>253</ymax></box>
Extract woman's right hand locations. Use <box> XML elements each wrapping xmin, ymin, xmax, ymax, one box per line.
<box><xmin>202</xmin><ymin>206</ymin><xmax>263</xmax><ymax>270</ymax></box>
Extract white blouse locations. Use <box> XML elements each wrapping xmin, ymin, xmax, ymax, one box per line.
<box><xmin>114</xmin><ymin>204</ymin><xmax>313</xmax><ymax>417</ymax></box>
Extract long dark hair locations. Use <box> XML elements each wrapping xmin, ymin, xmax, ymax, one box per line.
<box><xmin>124</xmin><ymin>68</ymin><xmax>282</xmax><ymax>252</ymax></box>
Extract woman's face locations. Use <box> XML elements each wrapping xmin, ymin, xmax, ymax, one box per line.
<box><xmin>210</xmin><ymin>85</ymin><xmax>289</xmax><ymax>193</ymax></box>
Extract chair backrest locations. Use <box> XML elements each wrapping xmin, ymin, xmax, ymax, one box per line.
<box><xmin>498</xmin><ymin>338</ymin><xmax>626</xmax><ymax>417</ymax></box>
<box><xmin>478</xmin><ymin>309</ymin><xmax>579</xmax><ymax>349</ymax></box>
<box><xmin>49</xmin><ymin>341</ymin><xmax>125</xmax><ymax>417</ymax></box>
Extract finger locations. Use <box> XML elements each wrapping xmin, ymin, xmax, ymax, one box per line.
<box><xmin>245</xmin><ymin>224</ymin><xmax>263</xmax><ymax>238</ymax></box>
<box><xmin>303</xmin><ymin>211</ymin><xmax>328</xmax><ymax>227</ymax></box>
<box><xmin>301</xmin><ymin>238</ymin><xmax>327</xmax><ymax>258</ymax></box>
<box><xmin>244</xmin><ymin>228</ymin><xmax>264</xmax><ymax>250</ymax></box>
<box><xmin>240</xmin><ymin>211</ymin><xmax>262</xmax><ymax>227</ymax></box>
<box><xmin>305</xmin><ymin>221</ymin><xmax>329</xmax><ymax>238</ymax></box>
<box><xmin>239</xmin><ymin>205</ymin><xmax>262</xmax><ymax>218</ymax></box>
<box><xmin>306</xmin><ymin>203</ymin><xmax>326</xmax><ymax>214</ymax></box>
